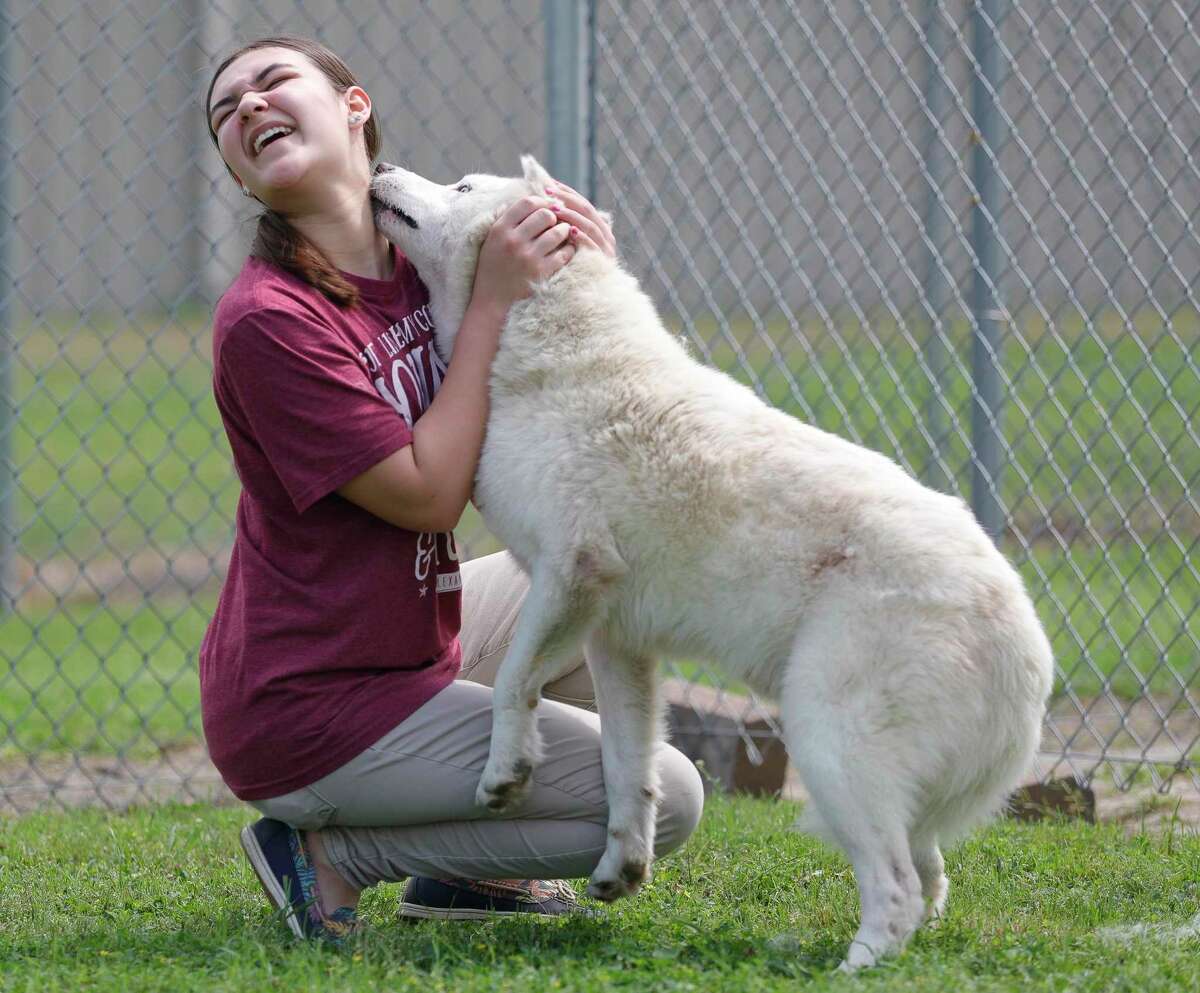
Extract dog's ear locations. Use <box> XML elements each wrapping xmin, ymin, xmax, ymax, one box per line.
<box><xmin>521</xmin><ymin>154</ymin><xmax>554</xmax><ymax>191</ymax></box>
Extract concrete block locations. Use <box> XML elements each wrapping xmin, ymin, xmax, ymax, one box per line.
<box><xmin>1007</xmin><ymin>776</ymin><xmax>1096</xmax><ymax>823</ymax></box>
<box><xmin>662</xmin><ymin>679</ymin><xmax>789</xmax><ymax>796</ymax></box>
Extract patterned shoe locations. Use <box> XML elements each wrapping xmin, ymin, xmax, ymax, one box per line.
<box><xmin>398</xmin><ymin>877</ymin><xmax>598</xmax><ymax>920</ymax></box>
<box><xmin>239</xmin><ymin>817</ymin><xmax>361</xmax><ymax>944</ymax></box>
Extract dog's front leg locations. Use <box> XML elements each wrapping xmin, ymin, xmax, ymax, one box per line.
<box><xmin>583</xmin><ymin>628</ymin><xmax>661</xmax><ymax>902</ymax></box>
<box><xmin>476</xmin><ymin>561</ymin><xmax>605</xmax><ymax>813</ymax></box>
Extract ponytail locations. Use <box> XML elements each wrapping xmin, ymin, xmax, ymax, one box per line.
<box><xmin>251</xmin><ymin>209</ymin><xmax>360</xmax><ymax>309</ymax></box>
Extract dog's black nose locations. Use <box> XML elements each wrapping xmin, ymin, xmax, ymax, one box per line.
<box><xmin>373</xmin><ymin>161</ymin><xmax>397</xmax><ymax>175</ymax></box>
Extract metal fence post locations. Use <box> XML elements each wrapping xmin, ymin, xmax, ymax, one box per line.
<box><xmin>969</xmin><ymin>0</ymin><xmax>1006</xmax><ymax>541</ymax></box>
<box><xmin>0</xmin><ymin>0</ymin><xmax>12</xmax><ymax>614</ymax></box>
<box><xmin>921</xmin><ymin>0</ymin><xmax>951</xmax><ymax>493</ymax></box>
<box><xmin>544</xmin><ymin>0</ymin><xmax>593</xmax><ymax>195</ymax></box>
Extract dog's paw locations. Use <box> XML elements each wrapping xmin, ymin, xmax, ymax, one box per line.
<box><xmin>837</xmin><ymin>939</ymin><xmax>881</xmax><ymax>973</ymax></box>
<box><xmin>475</xmin><ymin>757</ymin><xmax>534</xmax><ymax>813</ymax></box>
<box><xmin>586</xmin><ymin>841</ymin><xmax>651</xmax><ymax>902</ymax></box>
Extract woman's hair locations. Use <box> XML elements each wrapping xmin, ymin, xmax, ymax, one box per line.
<box><xmin>205</xmin><ymin>36</ymin><xmax>382</xmax><ymax>308</ymax></box>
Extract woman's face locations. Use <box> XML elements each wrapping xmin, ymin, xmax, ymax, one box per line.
<box><xmin>208</xmin><ymin>46</ymin><xmax>370</xmax><ymax>207</ymax></box>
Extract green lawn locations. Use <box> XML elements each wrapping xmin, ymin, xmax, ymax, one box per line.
<box><xmin>12</xmin><ymin>310</ymin><xmax>237</xmax><ymax>564</ymax></box>
<box><xmin>4</xmin><ymin>307</ymin><xmax>1197</xmax><ymax>760</ymax></box>
<box><xmin>11</xmin><ymin>307</ymin><xmax>1198</xmax><ymax>563</ymax></box>
<box><xmin>699</xmin><ymin>306</ymin><xmax>1199</xmax><ymax>535</ymax></box>
<box><xmin>1</xmin><ymin>793</ymin><xmax>1198</xmax><ymax>992</ymax></box>
<box><xmin>0</xmin><ymin>593</ymin><xmax>213</xmax><ymax>761</ymax></box>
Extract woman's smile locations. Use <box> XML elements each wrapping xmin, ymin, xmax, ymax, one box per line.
<box><xmin>250</xmin><ymin>125</ymin><xmax>295</xmax><ymax>157</ymax></box>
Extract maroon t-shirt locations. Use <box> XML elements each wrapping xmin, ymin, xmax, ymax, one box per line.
<box><xmin>199</xmin><ymin>247</ymin><xmax>462</xmax><ymax>801</ymax></box>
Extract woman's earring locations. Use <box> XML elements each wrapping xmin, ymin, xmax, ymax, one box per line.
<box><xmin>349</xmin><ymin>112</ymin><xmax>366</xmax><ymax>124</ymax></box>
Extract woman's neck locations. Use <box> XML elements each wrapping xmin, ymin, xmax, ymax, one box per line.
<box><xmin>275</xmin><ymin>173</ymin><xmax>393</xmax><ymax>280</ymax></box>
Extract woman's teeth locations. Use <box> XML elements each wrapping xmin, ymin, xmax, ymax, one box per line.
<box><xmin>254</xmin><ymin>126</ymin><xmax>294</xmax><ymax>155</ymax></box>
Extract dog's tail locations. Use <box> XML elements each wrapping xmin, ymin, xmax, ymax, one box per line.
<box><xmin>909</xmin><ymin>580</ymin><xmax>1055</xmax><ymax>848</ymax></box>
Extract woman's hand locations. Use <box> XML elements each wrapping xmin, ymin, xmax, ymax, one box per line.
<box><xmin>469</xmin><ymin>182</ymin><xmax>618</xmax><ymax>318</ymax></box>
<box><xmin>544</xmin><ymin>180</ymin><xmax>617</xmax><ymax>259</ymax></box>
<box><xmin>470</xmin><ymin>195</ymin><xmax>575</xmax><ymax>315</ymax></box>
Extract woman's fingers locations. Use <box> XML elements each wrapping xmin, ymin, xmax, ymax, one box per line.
<box><xmin>479</xmin><ymin>188</ymin><xmax>605</xmax><ymax>289</ymax></box>
<box><xmin>533</xmin><ymin>220</ymin><xmax>574</xmax><ymax>258</ymax></box>
<box><xmin>534</xmin><ymin>220</ymin><xmax>604</xmax><ymax>266</ymax></box>
<box><xmin>565</xmin><ymin>223</ymin><xmax>604</xmax><ymax>254</ymax></box>
<box><xmin>545</xmin><ymin>204</ymin><xmax>609</xmax><ymax>254</ymax></box>
<box><xmin>474</xmin><ymin>196</ymin><xmax>571</xmax><ymax>312</ymax></box>
<box><xmin>513</xmin><ymin>202</ymin><xmax>562</xmax><ymax>242</ymax></box>
<box><xmin>494</xmin><ymin>188</ymin><xmax>614</xmax><ymax>266</ymax></box>
<box><xmin>542</xmin><ymin>182</ymin><xmax>617</xmax><ymax>257</ymax></box>
<box><xmin>548</xmin><ymin>178</ymin><xmax>586</xmax><ymax>203</ymax></box>
<box><xmin>494</xmin><ymin>195</ymin><xmax>560</xmax><ymax>248</ymax></box>
<box><xmin>540</xmin><ymin>241</ymin><xmax>577</xmax><ymax>277</ymax></box>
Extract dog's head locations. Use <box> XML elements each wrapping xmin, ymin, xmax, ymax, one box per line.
<box><xmin>370</xmin><ymin>155</ymin><xmax>555</xmax><ymax>359</ymax></box>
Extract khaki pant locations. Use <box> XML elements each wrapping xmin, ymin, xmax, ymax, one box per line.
<box><xmin>251</xmin><ymin>551</ymin><xmax>704</xmax><ymax>890</ymax></box>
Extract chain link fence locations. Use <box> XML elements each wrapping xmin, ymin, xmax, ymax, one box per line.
<box><xmin>1</xmin><ymin>0</ymin><xmax>1197</xmax><ymax>813</ymax></box>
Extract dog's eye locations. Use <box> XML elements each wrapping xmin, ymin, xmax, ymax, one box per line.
<box><xmin>455</xmin><ymin>183</ymin><xmax>472</xmax><ymax>193</ymax></box>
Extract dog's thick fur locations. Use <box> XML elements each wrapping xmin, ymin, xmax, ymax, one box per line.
<box><xmin>371</xmin><ymin>157</ymin><xmax>1054</xmax><ymax>970</ymax></box>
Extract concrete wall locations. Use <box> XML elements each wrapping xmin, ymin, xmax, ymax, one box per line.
<box><xmin>591</xmin><ymin>0</ymin><xmax>1200</xmax><ymax>332</ymax></box>
<box><xmin>4</xmin><ymin>0</ymin><xmax>546</xmax><ymax>319</ymax></box>
<box><xmin>3</xmin><ymin>0</ymin><xmax>1196</xmax><ymax>324</ymax></box>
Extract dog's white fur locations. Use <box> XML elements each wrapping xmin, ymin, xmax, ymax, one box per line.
<box><xmin>371</xmin><ymin>157</ymin><xmax>1054</xmax><ymax>970</ymax></box>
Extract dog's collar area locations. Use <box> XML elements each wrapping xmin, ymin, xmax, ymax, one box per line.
<box><xmin>370</xmin><ymin>194</ymin><xmax>419</xmax><ymax>230</ymax></box>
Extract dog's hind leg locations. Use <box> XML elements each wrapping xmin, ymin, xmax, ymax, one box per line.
<box><xmin>582</xmin><ymin>627</ymin><xmax>660</xmax><ymax>902</ymax></box>
<box><xmin>781</xmin><ymin>623</ymin><xmax>927</xmax><ymax>970</ymax></box>
<box><xmin>476</xmin><ymin>541</ymin><xmax>626</xmax><ymax>813</ymax></box>
<box><xmin>789</xmin><ymin>741</ymin><xmax>926</xmax><ymax>971</ymax></box>
<box><xmin>910</xmin><ymin>835</ymin><xmax>948</xmax><ymax>925</ymax></box>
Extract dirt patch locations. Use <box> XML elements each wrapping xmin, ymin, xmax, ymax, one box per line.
<box><xmin>0</xmin><ymin>746</ymin><xmax>234</xmax><ymax>816</ymax></box>
<box><xmin>3</xmin><ymin>694</ymin><xmax>1197</xmax><ymax>833</ymax></box>
<box><xmin>12</xmin><ymin>547</ymin><xmax>229</xmax><ymax>608</ymax></box>
<box><xmin>1042</xmin><ymin>693</ymin><xmax>1200</xmax><ymax>772</ymax></box>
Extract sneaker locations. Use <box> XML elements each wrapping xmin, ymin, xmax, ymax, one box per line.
<box><xmin>398</xmin><ymin>877</ymin><xmax>597</xmax><ymax>920</ymax></box>
<box><xmin>239</xmin><ymin>817</ymin><xmax>360</xmax><ymax>944</ymax></box>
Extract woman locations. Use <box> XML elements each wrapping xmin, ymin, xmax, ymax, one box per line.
<box><xmin>200</xmin><ymin>35</ymin><xmax>703</xmax><ymax>942</ymax></box>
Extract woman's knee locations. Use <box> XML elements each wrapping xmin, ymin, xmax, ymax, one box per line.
<box><xmin>249</xmin><ymin>785</ymin><xmax>337</xmax><ymax>831</ymax></box>
<box><xmin>652</xmin><ymin>743</ymin><xmax>705</xmax><ymax>856</ymax></box>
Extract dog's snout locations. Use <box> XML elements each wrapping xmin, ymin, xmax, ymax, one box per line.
<box><xmin>373</xmin><ymin>161</ymin><xmax>397</xmax><ymax>176</ymax></box>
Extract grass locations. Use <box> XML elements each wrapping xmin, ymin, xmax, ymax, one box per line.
<box><xmin>3</xmin><ymin>306</ymin><xmax>1197</xmax><ymax>759</ymax></box>
<box><xmin>1</xmin><ymin>793</ymin><xmax>1199</xmax><ymax>992</ymax></box>
<box><xmin>0</xmin><ymin>593</ymin><xmax>213</xmax><ymax>761</ymax></box>
<box><xmin>698</xmin><ymin>305</ymin><xmax>1200</xmax><ymax>530</ymax></box>
<box><xmin>11</xmin><ymin>306</ymin><xmax>1198</xmax><ymax>564</ymax></box>
<box><xmin>11</xmin><ymin>310</ymin><xmax>236</xmax><ymax>564</ymax></box>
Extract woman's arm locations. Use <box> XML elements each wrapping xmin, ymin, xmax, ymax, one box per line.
<box><xmin>338</xmin><ymin>193</ymin><xmax>589</xmax><ymax>532</ymax></box>
<box><xmin>336</xmin><ymin>294</ymin><xmax>507</xmax><ymax>532</ymax></box>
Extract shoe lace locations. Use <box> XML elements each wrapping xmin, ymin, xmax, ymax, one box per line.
<box><xmin>322</xmin><ymin>906</ymin><xmax>361</xmax><ymax>937</ymax></box>
<box><xmin>547</xmin><ymin>879</ymin><xmax>582</xmax><ymax>907</ymax></box>
<box><xmin>442</xmin><ymin>877</ymin><xmax>583</xmax><ymax>908</ymax></box>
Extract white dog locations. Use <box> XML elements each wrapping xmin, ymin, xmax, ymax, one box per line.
<box><xmin>371</xmin><ymin>157</ymin><xmax>1054</xmax><ymax>970</ymax></box>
